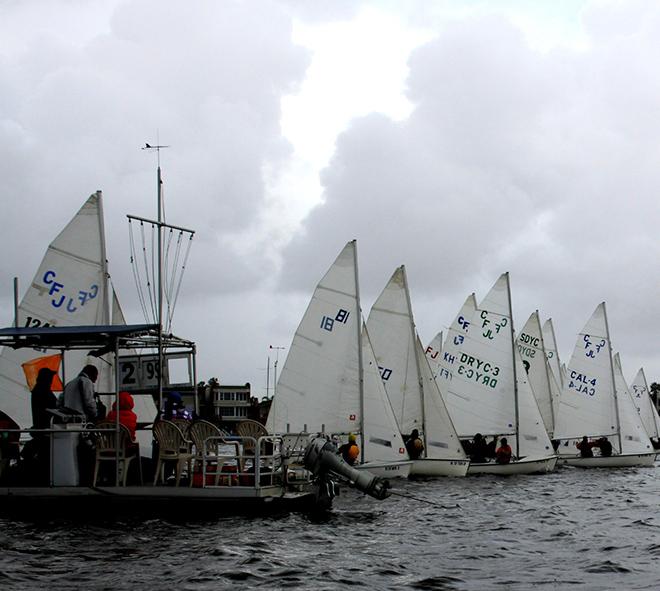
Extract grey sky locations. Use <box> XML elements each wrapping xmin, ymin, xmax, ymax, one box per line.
<box><xmin>1</xmin><ymin>0</ymin><xmax>658</xmax><ymax>397</ymax></box>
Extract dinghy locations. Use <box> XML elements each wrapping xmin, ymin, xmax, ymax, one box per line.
<box><xmin>266</xmin><ymin>241</ymin><xmax>412</xmax><ymax>478</ymax></box>
<box><xmin>436</xmin><ymin>274</ymin><xmax>556</xmax><ymax>475</ymax></box>
<box><xmin>367</xmin><ymin>266</ymin><xmax>469</xmax><ymax>476</ymax></box>
<box><xmin>553</xmin><ymin>303</ymin><xmax>655</xmax><ymax>467</ymax></box>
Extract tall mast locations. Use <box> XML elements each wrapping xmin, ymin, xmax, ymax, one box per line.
<box><xmin>505</xmin><ymin>273</ymin><xmax>520</xmax><ymax>457</ymax></box>
<box><xmin>537</xmin><ymin>311</ymin><xmax>556</xmax><ymax>437</ymax></box>
<box><xmin>96</xmin><ymin>190</ymin><xmax>111</xmax><ymax>325</ymax></box>
<box><xmin>402</xmin><ymin>265</ymin><xmax>426</xmax><ymax>457</ymax></box>
<box><xmin>603</xmin><ymin>302</ymin><xmax>623</xmax><ymax>452</ymax></box>
<box><xmin>157</xmin><ymin>163</ymin><xmax>164</xmax><ymax>411</ymax></box>
<box><xmin>353</xmin><ymin>240</ymin><xmax>365</xmax><ymax>464</ymax></box>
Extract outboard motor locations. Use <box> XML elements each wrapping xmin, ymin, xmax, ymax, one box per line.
<box><xmin>303</xmin><ymin>437</ymin><xmax>391</xmax><ymax>500</ymax></box>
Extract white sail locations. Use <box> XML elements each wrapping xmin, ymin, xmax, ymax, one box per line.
<box><xmin>630</xmin><ymin>368</ymin><xmax>660</xmax><ymax>439</ymax></box>
<box><xmin>361</xmin><ymin>323</ymin><xmax>410</xmax><ymax>465</ymax></box>
<box><xmin>436</xmin><ymin>293</ymin><xmax>477</xmax><ymax>389</ymax></box>
<box><xmin>554</xmin><ymin>303</ymin><xmax>617</xmax><ymax>442</ymax></box>
<box><xmin>542</xmin><ymin>318</ymin><xmax>564</xmax><ymax>389</ymax></box>
<box><xmin>266</xmin><ymin>241</ymin><xmax>361</xmax><ymax>436</ymax></box>
<box><xmin>441</xmin><ymin>273</ymin><xmax>553</xmax><ymax>460</ymax></box>
<box><xmin>366</xmin><ymin>266</ymin><xmax>466</xmax><ymax>461</ymax></box>
<box><xmin>367</xmin><ymin>266</ymin><xmax>422</xmax><ymax>435</ymax></box>
<box><xmin>517</xmin><ymin>311</ymin><xmax>560</xmax><ymax>436</ymax></box>
<box><xmin>0</xmin><ymin>192</ymin><xmax>109</xmax><ymax>428</ymax></box>
<box><xmin>425</xmin><ymin>331</ymin><xmax>443</xmax><ymax>379</ymax></box>
<box><xmin>613</xmin><ymin>353</ymin><xmax>653</xmax><ymax>454</ymax></box>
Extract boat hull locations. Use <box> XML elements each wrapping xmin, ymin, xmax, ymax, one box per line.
<box><xmin>0</xmin><ymin>485</ymin><xmax>320</xmax><ymax>518</ymax></box>
<box><xmin>468</xmin><ymin>455</ymin><xmax>557</xmax><ymax>475</ymax></box>
<box><xmin>356</xmin><ymin>460</ymin><xmax>413</xmax><ymax>479</ymax></box>
<box><xmin>558</xmin><ymin>453</ymin><xmax>656</xmax><ymax>468</ymax></box>
<box><xmin>410</xmin><ymin>458</ymin><xmax>469</xmax><ymax>477</ymax></box>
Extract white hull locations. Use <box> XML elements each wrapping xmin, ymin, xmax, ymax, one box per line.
<box><xmin>468</xmin><ymin>456</ymin><xmax>557</xmax><ymax>475</ymax></box>
<box><xmin>410</xmin><ymin>458</ymin><xmax>469</xmax><ymax>477</ymax></box>
<box><xmin>356</xmin><ymin>460</ymin><xmax>413</xmax><ymax>479</ymax></box>
<box><xmin>558</xmin><ymin>453</ymin><xmax>656</xmax><ymax>468</ymax></box>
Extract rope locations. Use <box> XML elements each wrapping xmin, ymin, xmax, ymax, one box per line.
<box><xmin>128</xmin><ymin>220</ymin><xmax>151</xmax><ymax>324</ymax></box>
<box><xmin>167</xmin><ymin>232</ymin><xmax>193</xmax><ymax>332</ymax></box>
<box><xmin>387</xmin><ymin>489</ymin><xmax>461</xmax><ymax>509</ymax></box>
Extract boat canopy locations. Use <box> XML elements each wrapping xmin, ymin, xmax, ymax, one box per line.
<box><xmin>0</xmin><ymin>324</ymin><xmax>192</xmax><ymax>352</ymax></box>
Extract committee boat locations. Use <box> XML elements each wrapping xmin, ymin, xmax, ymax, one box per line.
<box><xmin>553</xmin><ymin>303</ymin><xmax>655</xmax><ymax>467</ymax></box>
<box><xmin>266</xmin><ymin>241</ymin><xmax>412</xmax><ymax>478</ymax></box>
<box><xmin>436</xmin><ymin>274</ymin><xmax>556</xmax><ymax>475</ymax></box>
<box><xmin>366</xmin><ymin>266</ymin><xmax>468</xmax><ymax>477</ymax></box>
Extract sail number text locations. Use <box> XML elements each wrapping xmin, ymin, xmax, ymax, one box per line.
<box><xmin>457</xmin><ymin>353</ymin><xmax>500</xmax><ymax>388</ymax></box>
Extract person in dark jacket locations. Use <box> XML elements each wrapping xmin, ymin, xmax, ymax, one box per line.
<box><xmin>576</xmin><ymin>436</ymin><xmax>594</xmax><ymax>458</ymax></box>
<box><xmin>405</xmin><ymin>429</ymin><xmax>424</xmax><ymax>460</ymax></box>
<box><xmin>470</xmin><ymin>433</ymin><xmax>489</xmax><ymax>463</ymax></box>
<box><xmin>595</xmin><ymin>436</ymin><xmax>613</xmax><ymax>457</ymax></box>
<box><xmin>31</xmin><ymin>367</ymin><xmax>58</xmax><ymax>433</ymax></box>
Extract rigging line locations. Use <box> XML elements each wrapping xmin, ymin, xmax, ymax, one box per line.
<box><xmin>129</xmin><ymin>221</ymin><xmax>150</xmax><ymax>324</ymax></box>
<box><xmin>168</xmin><ymin>230</ymin><xmax>183</xmax><ymax>301</ymax></box>
<box><xmin>387</xmin><ymin>490</ymin><xmax>461</xmax><ymax>509</ymax></box>
<box><xmin>165</xmin><ymin>231</ymin><xmax>184</xmax><ymax>332</ymax></box>
<box><xmin>168</xmin><ymin>233</ymin><xmax>193</xmax><ymax>332</ymax></box>
<box><xmin>140</xmin><ymin>221</ymin><xmax>157</xmax><ymax>324</ymax></box>
<box><xmin>150</xmin><ymin>221</ymin><xmax>157</xmax><ymax>322</ymax></box>
<box><xmin>163</xmin><ymin>227</ymin><xmax>174</xmax><ymax>311</ymax></box>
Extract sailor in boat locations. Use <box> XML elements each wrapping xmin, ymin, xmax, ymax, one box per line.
<box><xmin>338</xmin><ymin>433</ymin><xmax>359</xmax><ymax>466</ymax></box>
<box><xmin>404</xmin><ymin>429</ymin><xmax>424</xmax><ymax>461</ymax></box>
<box><xmin>576</xmin><ymin>436</ymin><xmax>595</xmax><ymax>458</ymax></box>
<box><xmin>594</xmin><ymin>437</ymin><xmax>613</xmax><ymax>457</ymax></box>
<box><xmin>495</xmin><ymin>438</ymin><xmax>513</xmax><ymax>464</ymax></box>
<box><xmin>470</xmin><ymin>433</ymin><xmax>489</xmax><ymax>463</ymax></box>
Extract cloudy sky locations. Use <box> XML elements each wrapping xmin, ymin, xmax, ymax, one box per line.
<box><xmin>1</xmin><ymin>0</ymin><xmax>659</xmax><ymax>396</ymax></box>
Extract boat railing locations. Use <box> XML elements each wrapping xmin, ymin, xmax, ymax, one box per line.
<box><xmin>197</xmin><ymin>434</ymin><xmax>295</xmax><ymax>489</ymax></box>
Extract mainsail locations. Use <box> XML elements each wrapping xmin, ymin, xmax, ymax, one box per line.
<box><xmin>366</xmin><ymin>266</ymin><xmax>466</xmax><ymax>461</ymax></box>
<box><xmin>542</xmin><ymin>318</ymin><xmax>564</xmax><ymax>389</ymax></box>
<box><xmin>630</xmin><ymin>368</ymin><xmax>660</xmax><ymax>440</ymax></box>
<box><xmin>517</xmin><ymin>311</ymin><xmax>561</xmax><ymax>437</ymax></box>
<box><xmin>0</xmin><ymin>193</ymin><xmax>109</xmax><ymax>428</ymax></box>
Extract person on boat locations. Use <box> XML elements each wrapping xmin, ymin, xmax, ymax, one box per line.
<box><xmin>405</xmin><ymin>429</ymin><xmax>424</xmax><ymax>460</ymax></box>
<box><xmin>485</xmin><ymin>436</ymin><xmax>498</xmax><ymax>459</ymax></box>
<box><xmin>31</xmin><ymin>367</ymin><xmax>58</xmax><ymax>434</ymax></box>
<box><xmin>576</xmin><ymin>436</ymin><xmax>594</xmax><ymax>458</ymax></box>
<box><xmin>595</xmin><ymin>436</ymin><xmax>613</xmax><ymax>457</ymax></box>
<box><xmin>495</xmin><ymin>437</ymin><xmax>513</xmax><ymax>464</ymax></box>
<box><xmin>470</xmin><ymin>433</ymin><xmax>489</xmax><ymax>463</ymax></box>
<box><xmin>59</xmin><ymin>364</ymin><xmax>99</xmax><ymax>422</ymax></box>
<box><xmin>161</xmin><ymin>391</ymin><xmax>192</xmax><ymax>421</ymax></box>
<box><xmin>106</xmin><ymin>391</ymin><xmax>138</xmax><ymax>442</ymax></box>
<box><xmin>338</xmin><ymin>433</ymin><xmax>360</xmax><ymax>466</ymax></box>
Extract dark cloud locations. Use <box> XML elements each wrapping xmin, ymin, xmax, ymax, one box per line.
<box><xmin>281</xmin><ymin>8</ymin><xmax>660</xmax><ymax>379</ymax></box>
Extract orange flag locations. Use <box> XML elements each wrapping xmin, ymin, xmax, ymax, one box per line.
<box><xmin>21</xmin><ymin>354</ymin><xmax>64</xmax><ymax>392</ymax></box>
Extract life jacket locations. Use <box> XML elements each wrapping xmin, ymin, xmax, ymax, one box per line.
<box><xmin>496</xmin><ymin>444</ymin><xmax>512</xmax><ymax>464</ymax></box>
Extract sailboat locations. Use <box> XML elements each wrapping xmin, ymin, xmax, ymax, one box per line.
<box><xmin>542</xmin><ymin>318</ymin><xmax>564</xmax><ymax>389</ymax></box>
<box><xmin>629</xmin><ymin>368</ymin><xmax>660</xmax><ymax>446</ymax></box>
<box><xmin>0</xmin><ymin>193</ymin><xmax>110</xmax><ymax>430</ymax></box>
<box><xmin>266</xmin><ymin>241</ymin><xmax>412</xmax><ymax>478</ymax></box>
<box><xmin>553</xmin><ymin>303</ymin><xmax>655</xmax><ymax>467</ymax></box>
<box><xmin>424</xmin><ymin>331</ymin><xmax>443</xmax><ymax>379</ymax></box>
<box><xmin>516</xmin><ymin>311</ymin><xmax>561</xmax><ymax>438</ymax></box>
<box><xmin>436</xmin><ymin>273</ymin><xmax>556</xmax><ymax>475</ymax></box>
<box><xmin>366</xmin><ymin>266</ymin><xmax>469</xmax><ymax>476</ymax></box>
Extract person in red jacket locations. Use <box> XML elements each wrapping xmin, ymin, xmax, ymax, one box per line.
<box><xmin>106</xmin><ymin>391</ymin><xmax>137</xmax><ymax>441</ymax></box>
<box><xmin>495</xmin><ymin>437</ymin><xmax>513</xmax><ymax>464</ymax></box>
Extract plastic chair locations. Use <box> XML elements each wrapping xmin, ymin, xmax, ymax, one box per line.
<box><xmin>93</xmin><ymin>421</ymin><xmax>142</xmax><ymax>486</ymax></box>
<box><xmin>152</xmin><ymin>420</ymin><xmax>194</xmax><ymax>486</ymax></box>
<box><xmin>236</xmin><ymin>419</ymin><xmax>268</xmax><ymax>455</ymax></box>
<box><xmin>189</xmin><ymin>420</ymin><xmax>242</xmax><ymax>484</ymax></box>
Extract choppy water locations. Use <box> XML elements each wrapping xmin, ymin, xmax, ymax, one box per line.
<box><xmin>1</xmin><ymin>465</ymin><xmax>660</xmax><ymax>590</ymax></box>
